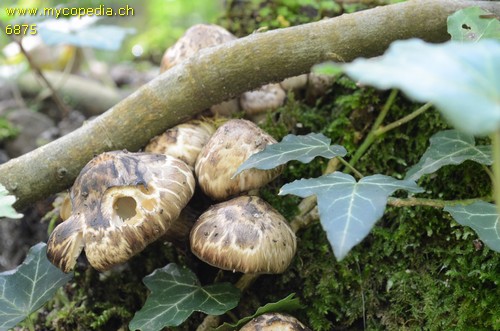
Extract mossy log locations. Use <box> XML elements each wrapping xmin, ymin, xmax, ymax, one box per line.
<box><xmin>1</xmin><ymin>0</ymin><xmax>499</xmax><ymax>210</ymax></box>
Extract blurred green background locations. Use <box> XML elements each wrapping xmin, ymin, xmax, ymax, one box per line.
<box><xmin>0</xmin><ymin>0</ymin><xmax>223</xmax><ymax>65</ymax></box>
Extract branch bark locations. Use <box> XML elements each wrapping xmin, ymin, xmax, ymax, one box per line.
<box><xmin>1</xmin><ymin>0</ymin><xmax>498</xmax><ymax>210</ymax></box>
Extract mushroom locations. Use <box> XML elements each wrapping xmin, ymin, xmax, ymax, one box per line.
<box><xmin>144</xmin><ymin>119</ymin><xmax>216</xmax><ymax>168</ymax></box>
<box><xmin>190</xmin><ymin>195</ymin><xmax>296</xmax><ymax>274</ymax></box>
<box><xmin>47</xmin><ymin>150</ymin><xmax>195</xmax><ymax>272</ymax></box>
<box><xmin>195</xmin><ymin>119</ymin><xmax>283</xmax><ymax>201</ymax></box>
<box><xmin>306</xmin><ymin>71</ymin><xmax>335</xmax><ymax>102</ymax></box>
<box><xmin>280</xmin><ymin>74</ymin><xmax>309</xmax><ymax>93</ymax></box>
<box><xmin>240</xmin><ymin>83</ymin><xmax>286</xmax><ymax>122</ymax></box>
<box><xmin>240</xmin><ymin>313</ymin><xmax>311</xmax><ymax>331</ymax></box>
<box><xmin>160</xmin><ymin>24</ymin><xmax>240</xmax><ymax>117</ymax></box>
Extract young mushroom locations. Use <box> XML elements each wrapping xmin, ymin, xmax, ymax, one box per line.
<box><xmin>240</xmin><ymin>83</ymin><xmax>286</xmax><ymax>123</ymax></box>
<box><xmin>144</xmin><ymin>119</ymin><xmax>216</xmax><ymax>168</ymax></box>
<box><xmin>195</xmin><ymin>119</ymin><xmax>283</xmax><ymax>201</ymax></box>
<box><xmin>47</xmin><ymin>151</ymin><xmax>195</xmax><ymax>272</ymax></box>
<box><xmin>190</xmin><ymin>195</ymin><xmax>296</xmax><ymax>274</ymax></box>
<box><xmin>239</xmin><ymin>313</ymin><xmax>311</xmax><ymax>331</ymax></box>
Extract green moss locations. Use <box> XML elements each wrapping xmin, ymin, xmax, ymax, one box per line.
<box><xmin>253</xmin><ymin>67</ymin><xmax>498</xmax><ymax>330</ymax></box>
<box><xmin>0</xmin><ymin>116</ymin><xmax>19</xmax><ymax>142</ymax></box>
<box><xmin>219</xmin><ymin>0</ymin><xmax>343</xmax><ymax>36</ymax></box>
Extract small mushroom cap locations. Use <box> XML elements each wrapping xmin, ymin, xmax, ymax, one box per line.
<box><xmin>145</xmin><ymin>120</ymin><xmax>216</xmax><ymax>168</ymax></box>
<box><xmin>240</xmin><ymin>83</ymin><xmax>286</xmax><ymax>116</ymax></box>
<box><xmin>160</xmin><ymin>24</ymin><xmax>237</xmax><ymax>73</ymax></box>
<box><xmin>280</xmin><ymin>74</ymin><xmax>309</xmax><ymax>92</ymax></box>
<box><xmin>195</xmin><ymin>119</ymin><xmax>283</xmax><ymax>201</ymax></box>
<box><xmin>306</xmin><ymin>71</ymin><xmax>335</xmax><ymax>100</ymax></box>
<box><xmin>190</xmin><ymin>196</ymin><xmax>296</xmax><ymax>274</ymax></box>
<box><xmin>240</xmin><ymin>313</ymin><xmax>311</xmax><ymax>331</ymax></box>
<box><xmin>47</xmin><ymin>151</ymin><xmax>195</xmax><ymax>272</ymax></box>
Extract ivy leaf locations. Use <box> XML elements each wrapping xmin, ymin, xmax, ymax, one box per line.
<box><xmin>233</xmin><ymin>133</ymin><xmax>347</xmax><ymax>177</ymax></box>
<box><xmin>0</xmin><ymin>243</ymin><xmax>73</xmax><ymax>330</ymax></box>
<box><xmin>312</xmin><ymin>62</ymin><xmax>343</xmax><ymax>76</ymax></box>
<box><xmin>444</xmin><ymin>201</ymin><xmax>500</xmax><ymax>252</ymax></box>
<box><xmin>405</xmin><ymin>130</ymin><xmax>492</xmax><ymax>181</ymax></box>
<box><xmin>129</xmin><ymin>263</ymin><xmax>240</xmax><ymax>331</ymax></box>
<box><xmin>0</xmin><ymin>184</ymin><xmax>22</xmax><ymax>219</ymax></box>
<box><xmin>280</xmin><ymin>172</ymin><xmax>423</xmax><ymax>260</ymax></box>
<box><xmin>215</xmin><ymin>293</ymin><xmax>303</xmax><ymax>331</ymax></box>
<box><xmin>447</xmin><ymin>7</ymin><xmax>500</xmax><ymax>42</ymax></box>
<box><xmin>342</xmin><ymin>39</ymin><xmax>500</xmax><ymax>136</ymax></box>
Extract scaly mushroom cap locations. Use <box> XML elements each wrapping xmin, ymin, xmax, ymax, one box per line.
<box><xmin>190</xmin><ymin>196</ymin><xmax>296</xmax><ymax>274</ymax></box>
<box><xmin>145</xmin><ymin>120</ymin><xmax>215</xmax><ymax>168</ymax></box>
<box><xmin>240</xmin><ymin>313</ymin><xmax>311</xmax><ymax>331</ymax></box>
<box><xmin>160</xmin><ymin>24</ymin><xmax>237</xmax><ymax>73</ymax></box>
<box><xmin>47</xmin><ymin>151</ymin><xmax>195</xmax><ymax>272</ymax></box>
<box><xmin>195</xmin><ymin>119</ymin><xmax>283</xmax><ymax>201</ymax></box>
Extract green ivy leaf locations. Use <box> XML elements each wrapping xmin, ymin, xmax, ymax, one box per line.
<box><xmin>280</xmin><ymin>172</ymin><xmax>423</xmax><ymax>260</ymax></box>
<box><xmin>233</xmin><ymin>133</ymin><xmax>346</xmax><ymax>177</ymax></box>
<box><xmin>312</xmin><ymin>62</ymin><xmax>343</xmax><ymax>76</ymax></box>
<box><xmin>405</xmin><ymin>130</ymin><xmax>492</xmax><ymax>181</ymax></box>
<box><xmin>0</xmin><ymin>243</ymin><xmax>73</xmax><ymax>330</ymax></box>
<box><xmin>447</xmin><ymin>7</ymin><xmax>500</xmax><ymax>42</ymax></box>
<box><xmin>444</xmin><ymin>201</ymin><xmax>500</xmax><ymax>252</ymax></box>
<box><xmin>215</xmin><ymin>293</ymin><xmax>303</xmax><ymax>331</ymax></box>
<box><xmin>0</xmin><ymin>184</ymin><xmax>22</xmax><ymax>219</ymax></box>
<box><xmin>129</xmin><ymin>263</ymin><xmax>240</xmax><ymax>331</ymax></box>
<box><xmin>342</xmin><ymin>39</ymin><xmax>500</xmax><ymax>136</ymax></box>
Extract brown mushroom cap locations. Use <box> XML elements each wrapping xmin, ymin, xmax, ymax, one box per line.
<box><xmin>145</xmin><ymin>120</ymin><xmax>215</xmax><ymax>168</ymax></box>
<box><xmin>240</xmin><ymin>313</ymin><xmax>311</xmax><ymax>331</ymax></box>
<box><xmin>190</xmin><ymin>196</ymin><xmax>296</xmax><ymax>274</ymax></box>
<box><xmin>47</xmin><ymin>151</ymin><xmax>195</xmax><ymax>272</ymax></box>
<box><xmin>195</xmin><ymin>119</ymin><xmax>283</xmax><ymax>201</ymax></box>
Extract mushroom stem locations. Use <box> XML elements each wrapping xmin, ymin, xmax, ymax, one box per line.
<box><xmin>235</xmin><ymin>273</ymin><xmax>259</xmax><ymax>291</ymax></box>
<box><xmin>196</xmin><ymin>315</ymin><xmax>220</xmax><ymax>331</ymax></box>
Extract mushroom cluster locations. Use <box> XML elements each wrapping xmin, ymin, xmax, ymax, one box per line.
<box><xmin>142</xmin><ymin>118</ymin><xmax>297</xmax><ymax>275</ymax></box>
<box><xmin>189</xmin><ymin>119</ymin><xmax>296</xmax><ymax>275</ymax></box>
<box><xmin>48</xmin><ymin>23</ymin><xmax>301</xmax><ymax>280</ymax></box>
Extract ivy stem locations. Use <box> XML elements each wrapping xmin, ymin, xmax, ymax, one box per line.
<box><xmin>387</xmin><ymin>196</ymin><xmax>492</xmax><ymax>209</ymax></box>
<box><xmin>25</xmin><ymin>315</ymin><xmax>35</xmax><ymax>331</ymax></box>
<box><xmin>290</xmin><ymin>196</ymin><xmax>492</xmax><ymax>236</ymax></box>
<box><xmin>491</xmin><ymin>128</ymin><xmax>500</xmax><ymax>216</ymax></box>
<box><xmin>347</xmin><ymin>89</ymin><xmax>398</xmax><ymax>171</ymax></box>
<box><xmin>374</xmin><ymin>102</ymin><xmax>432</xmax><ymax>136</ymax></box>
<box><xmin>338</xmin><ymin>157</ymin><xmax>363</xmax><ymax>178</ymax></box>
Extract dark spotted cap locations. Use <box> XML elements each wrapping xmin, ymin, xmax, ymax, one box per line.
<box><xmin>189</xmin><ymin>196</ymin><xmax>296</xmax><ymax>274</ymax></box>
<box><xmin>47</xmin><ymin>151</ymin><xmax>195</xmax><ymax>272</ymax></box>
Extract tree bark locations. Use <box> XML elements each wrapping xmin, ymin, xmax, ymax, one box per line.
<box><xmin>1</xmin><ymin>0</ymin><xmax>498</xmax><ymax>210</ymax></box>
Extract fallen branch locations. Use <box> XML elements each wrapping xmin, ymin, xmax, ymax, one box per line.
<box><xmin>1</xmin><ymin>0</ymin><xmax>498</xmax><ymax>210</ymax></box>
